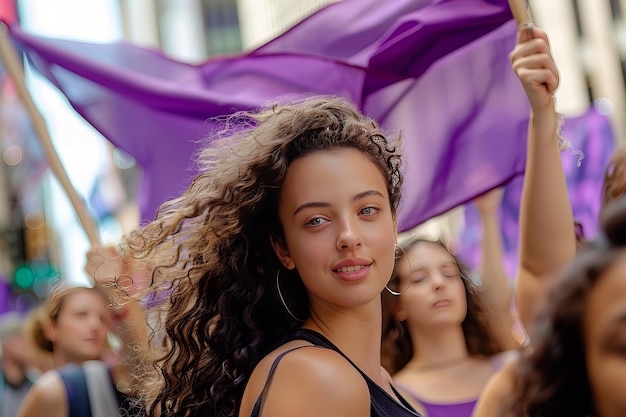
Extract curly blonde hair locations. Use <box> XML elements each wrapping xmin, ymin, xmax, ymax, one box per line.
<box><xmin>122</xmin><ymin>96</ymin><xmax>403</xmax><ymax>417</ymax></box>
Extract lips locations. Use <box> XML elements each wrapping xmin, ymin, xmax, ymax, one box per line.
<box><xmin>332</xmin><ymin>259</ymin><xmax>372</xmax><ymax>282</ymax></box>
<box><xmin>334</xmin><ymin>264</ymin><xmax>366</xmax><ymax>273</ymax></box>
<box><xmin>332</xmin><ymin>258</ymin><xmax>371</xmax><ymax>271</ymax></box>
<box><xmin>432</xmin><ymin>299</ymin><xmax>452</xmax><ymax>307</ymax></box>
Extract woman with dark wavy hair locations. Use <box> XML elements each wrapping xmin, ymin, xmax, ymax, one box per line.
<box><xmin>474</xmin><ymin>195</ymin><xmax>626</xmax><ymax>417</ymax></box>
<box><xmin>380</xmin><ymin>23</ymin><xmax>577</xmax><ymax>417</ymax></box>
<box><xmin>121</xmin><ymin>95</ymin><xmax>425</xmax><ymax>417</ymax></box>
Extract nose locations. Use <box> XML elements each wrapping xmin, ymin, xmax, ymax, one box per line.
<box><xmin>88</xmin><ymin>313</ymin><xmax>106</xmax><ymax>331</ymax></box>
<box><xmin>432</xmin><ymin>272</ymin><xmax>446</xmax><ymax>290</ymax></box>
<box><xmin>336</xmin><ymin>216</ymin><xmax>362</xmax><ymax>250</ymax></box>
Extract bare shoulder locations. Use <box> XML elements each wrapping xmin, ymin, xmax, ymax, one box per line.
<box><xmin>17</xmin><ymin>371</ymin><xmax>67</xmax><ymax>417</ymax></box>
<box><xmin>239</xmin><ymin>344</ymin><xmax>369</xmax><ymax>417</ymax></box>
<box><xmin>473</xmin><ymin>355</ymin><xmax>520</xmax><ymax>417</ymax></box>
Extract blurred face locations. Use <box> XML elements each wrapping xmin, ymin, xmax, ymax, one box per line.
<box><xmin>48</xmin><ymin>289</ymin><xmax>111</xmax><ymax>364</ymax></box>
<box><xmin>1</xmin><ymin>332</ymin><xmax>30</xmax><ymax>368</ymax></box>
<box><xmin>394</xmin><ymin>242</ymin><xmax>467</xmax><ymax>329</ymax></box>
<box><xmin>274</xmin><ymin>148</ymin><xmax>397</xmax><ymax>314</ymax></box>
<box><xmin>584</xmin><ymin>253</ymin><xmax>626</xmax><ymax>417</ymax></box>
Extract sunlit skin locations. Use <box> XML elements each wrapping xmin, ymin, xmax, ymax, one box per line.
<box><xmin>584</xmin><ymin>251</ymin><xmax>626</xmax><ymax>417</ymax></box>
<box><xmin>46</xmin><ymin>288</ymin><xmax>111</xmax><ymax>366</ymax></box>
<box><xmin>275</xmin><ymin>148</ymin><xmax>397</xmax><ymax>319</ymax></box>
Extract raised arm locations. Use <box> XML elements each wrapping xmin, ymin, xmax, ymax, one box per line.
<box><xmin>84</xmin><ymin>244</ymin><xmax>149</xmax><ymax>396</ymax></box>
<box><xmin>473</xmin><ymin>187</ymin><xmax>519</xmax><ymax>350</ymax></box>
<box><xmin>470</xmin><ymin>24</ymin><xmax>577</xmax><ymax>417</ymax></box>
<box><xmin>511</xmin><ymin>25</ymin><xmax>576</xmax><ymax>337</ymax></box>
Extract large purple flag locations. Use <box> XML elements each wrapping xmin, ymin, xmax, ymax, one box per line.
<box><xmin>457</xmin><ymin>107</ymin><xmax>616</xmax><ymax>278</ymax></box>
<box><xmin>7</xmin><ymin>0</ymin><xmax>527</xmax><ymax>230</ymax></box>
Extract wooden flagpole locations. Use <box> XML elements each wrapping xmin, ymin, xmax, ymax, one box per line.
<box><xmin>507</xmin><ymin>0</ymin><xmax>532</xmax><ymax>26</ymax></box>
<box><xmin>0</xmin><ymin>23</ymin><xmax>101</xmax><ymax>246</ymax></box>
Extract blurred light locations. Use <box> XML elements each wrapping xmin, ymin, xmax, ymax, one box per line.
<box><xmin>24</xmin><ymin>210</ymin><xmax>45</xmax><ymax>230</ymax></box>
<box><xmin>594</xmin><ymin>97</ymin><xmax>614</xmax><ymax>116</ymax></box>
<box><xmin>3</xmin><ymin>145</ymin><xmax>23</xmax><ymax>165</ymax></box>
<box><xmin>113</xmin><ymin>148</ymin><xmax>136</xmax><ymax>170</ymax></box>
<box><xmin>15</xmin><ymin>293</ymin><xmax>37</xmax><ymax>312</ymax></box>
<box><xmin>14</xmin><ymin>265</ymin><xmax>34</xmax><ymax>289</ymax></box>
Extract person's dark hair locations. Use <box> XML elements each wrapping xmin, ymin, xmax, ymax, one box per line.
<box><xmin>381</xmin><ymin>238</ymin><xmax>505</xmax><ymax>374</ymax></box>
<box><xmin>512</xmin><ymin>194</ymin><xmax>626</xmax><ymax>417</ymax></box>
<box><xmin>123</xmin><ymin>96</ymin><xmax>403</xmax><ymax>417</ymax></box>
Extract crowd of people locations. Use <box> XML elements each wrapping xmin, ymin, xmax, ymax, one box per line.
<box><xmin>0</xmin><ymin>21</ymin><xmax>624</xmax><ymax>417</ymax></box>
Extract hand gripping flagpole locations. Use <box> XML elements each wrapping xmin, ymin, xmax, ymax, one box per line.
<box><xmin>0</xmin><ymin>22</ymin><xmax>101</xmax><ymax>246</ymax></box>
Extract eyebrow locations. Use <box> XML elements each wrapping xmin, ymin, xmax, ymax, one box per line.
<box><xmin>293</xmin><ymin>189</ymin><xmax>385</xmax><ymax>216</ymax></box>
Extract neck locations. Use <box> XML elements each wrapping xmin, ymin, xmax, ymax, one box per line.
<box><xmin>407</xmin><ymin>323</ymin><xmax>470</xmax><ymax>367</ymax></box>
<box><xmin>306</xmin><ymin>300</ymin><xmax>383</xmax><ymax>381</ymax></box>
<box><xmin>52</xmin><ymin>350</ymin><xmax>69</xmax><ymax>368</ymax></box>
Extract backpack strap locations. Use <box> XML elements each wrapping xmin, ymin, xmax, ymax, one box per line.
<box><xmin>83</xmin><ymin>360</ymin><xmax>120</xmax><ymax>417</ymax></box>
<box><xmin>57</xmin><ymin>364</ymin><xmax>91</xmax><ymax>417</ymax></box>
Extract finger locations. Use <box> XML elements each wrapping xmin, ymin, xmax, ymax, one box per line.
<box><xmin>512</xmin><ymin>50</ymin><xmax>559</xmax><ymax>89</ymax></box>
<box><xmin>515</xmin><ymin>67</ymin><xmax>558</xmax><ymax>94</ymax></box>
<box><xmin>517</xmin><ymin>22</ymin><xmax>534</xmax><ymax>43</ymax></box>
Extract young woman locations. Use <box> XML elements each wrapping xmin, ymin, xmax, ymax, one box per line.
<box><xmin>23</xmin><ymin>285</ymin><xmax>111</xmax><ymax>371</ymax></box>
<box><xmin>16</xmin><ymin>282</ymin><xmax>142</xmax><ymax>417</ymax></box>
<box><xmin>380</xmin><ymin>196</ymin><xmax>518</xmax><ymax>417</ymax></box>
<box><xmin>120</xmin><ymin>95</ymin><xmax>420</xmax><ymax>417</ymax></box>
<box><xmin>380</xmin><ymin>23</ymin><xmax>576</xmax><ymax>417</ymax></box>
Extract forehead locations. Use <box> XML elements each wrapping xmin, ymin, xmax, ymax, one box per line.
<box><xmin>280</xmin><ymin>148</ymin><xmax>388</xmax><ymax>203</ymax></box>
<box><xmin>396</xmin><ymin>241</ymin><xmax>456</xmax><ymax>276</ymax></box>
<box><xmin>407</xmin><ymin>242</ymin><xmax>455</xmax><ymax>265</ymax></box>
<box><xmin>62</xmin><ymin>289</ymin><xmax>107</xmax><ymax>309</ymax></box>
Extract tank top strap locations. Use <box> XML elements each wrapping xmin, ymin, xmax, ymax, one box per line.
<box><xmin>250</xmin><ymin>344</ymin><xmax>327</xmax><ymax>417</ymax></box>
<box><xmin>251</xmin><ymin>329</ymin><xmax>420</xmax><ymax>417</ymax></box>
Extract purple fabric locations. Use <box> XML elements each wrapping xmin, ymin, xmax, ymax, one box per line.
<box><xmin>457</xmin><ymin>107</ymin><xmax>616</xmax><ymax>277</ymax></box>
<box><xmin>7</xmin><ymin>0</ymin><xmax>527</xmax><ymax>230</ymax></box>
<box><xmin>396</xmin><ymin>381</ymin><xmax>476</xmax><ymax>417</ymax></box>
<box><xmin>0</xmin><ymin>279</ymin><xmax>13</xmax><ymax>314</ymax></box>
<box><xmin>417</xmin><ymin>400</ymin><xmax>476</xmax><ymax>417</ymax></box>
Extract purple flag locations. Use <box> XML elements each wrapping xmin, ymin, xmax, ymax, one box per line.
<box><xmin>457</xmin><ymin>107</ymin><xmax>617</xmax><ymax>277</ymax></box>
<box><xmin>7</xmin><ymin>0</ymin><xmax>527</xmax><ymax>230</ymax></box>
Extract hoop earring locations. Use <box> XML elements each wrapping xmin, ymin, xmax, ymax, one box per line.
<box><xmin>276</xmin><ymin>268</ymin><xmax>305</xmax><ymax>322</ymax></box>
<box><xmin>385</xmin><ymin>244</ymin><xmax>412</xmax><ymax>296</ymax></box>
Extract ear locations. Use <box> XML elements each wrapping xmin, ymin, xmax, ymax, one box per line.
<box><xmin>270</xmin><ymin>235</ymin><xmax>295</xmax><ymax>270</ymax></box>
<box><xmin>44</xmin><ymin>321</ymin><xmax>57</xmax><ymax>344</ymax></box>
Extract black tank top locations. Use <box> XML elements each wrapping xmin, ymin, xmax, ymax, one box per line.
<box><xmin>250</xmin><ymin>329</ymin><xmax>421</xmax><ymax>417</ymax></box>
